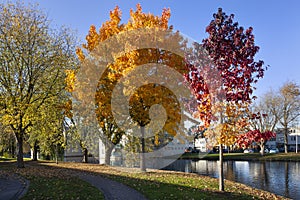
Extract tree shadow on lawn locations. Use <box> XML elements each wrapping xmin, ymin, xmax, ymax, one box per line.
<box><xmin>0</xmin><ymin>161</ymin><xmax>105</xmax><ymax>200</ymax></box>
<box><xmin>2</xmin><ymin>160</ymin><xmax>267</xmax><ymax>200</ymax></box>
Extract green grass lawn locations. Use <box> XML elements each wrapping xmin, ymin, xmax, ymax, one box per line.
<box><xmin>104</xmin><ymin>170</ymin><xmax>257</xmax><ymax>200</ymax></box>
<box><xmin>21</xmin><ymin>176</ymin><xmax>104</xmax><ymax>200</ymax></box>
<box><xmin>0</xmin><ymin>160</ymin><xmax>104</xmax><ymax>200</ymax></box>
<box><xmin>0</xmin><ymin>160</ymin><xmax>289</xmax><ymax>200</ymax></box>
<box><xmin>0</xmin><ymin>156</ymin><xmax>32</xmax><ymax>162</ymax></box>
<box><xmin>40</xmin><ymin>161</ymin><xmax>287</xmax><ymax>200</ymax></box>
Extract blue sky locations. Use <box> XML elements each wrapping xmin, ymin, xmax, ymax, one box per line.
<box><xmin>8</xmin><ymin>0</ymin><xmax>300</xmax><ymax>98</ymax></box>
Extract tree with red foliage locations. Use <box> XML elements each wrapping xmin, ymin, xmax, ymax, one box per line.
<box><xmin>185</xmin><ymin>8</ymin><xmax>267</xmax><ymax>191</ymax></box>
<box><xmin>236</xmin><ymin>130</ymin><xmax>275</xmax><ymax>156</ymax></box>
<box><xmin>203</xmin><ymin>8</ymin><xmax>265</xmax><ymax>103</ymax></box>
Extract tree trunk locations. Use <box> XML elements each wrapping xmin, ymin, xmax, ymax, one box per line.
<box><xmin>16</xmin><ymin>134</ymin><xmax>24</xmax><ymax>168</ymax></box>
<box><xmin>284</xmin><ymin>127</ymin><xmax>288</xmax><ymax>153</ymax></box>
<box><xmin>104</xmin><ymin>145</ymin><xmax>114</xmax><ymax>165</ymax></box>
<box><xmin>55</xmin><ymin>145</ymin><xmax>58</xmax><ymax>164</ymax></box>
<box><xmin>140</xmin><ymin>126</ymin><xmax>146</xmax><ymax>172</ymax></box>
<box><xmin>260</xmin><ymin>144</ymin><xmax>265</xmax><ymax>156</ymax></box>
<box><xmin>219</xmin><ymin>143</ymin><xmax>224</xmax><ymax>191</ymax></box>
<box><xmin>32</xmin><ymin>140</ymin><xmax>39</xmax><ymax>161</ymax></box>
<box><xmin>83</xmin><ymin>148</ymin><xmax>88</xmax><ymax>163</ymax></box>
<box><xmin>10</xmin><ymin>138</ymin><xmax>16</xmax><ymax>158</ymax></box>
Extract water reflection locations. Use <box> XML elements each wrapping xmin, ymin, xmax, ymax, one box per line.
<box><xmin>163</xmin><ymin>160</ymin><xmax>300</xmax><ymax>199</ymax></box>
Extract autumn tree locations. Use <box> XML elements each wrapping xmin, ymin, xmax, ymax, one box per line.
<box><xmin>65</xmin><ymin>70</ymin><xmax>98</xmax><ymax>163</ymax></box>
<box><xmin>204</xmin><ymin>102</ymin><xmax>249</xmax><ymax>151</ymax></box>
<box><xmin>236</xmin><ymin>129</ymin><xmax>275</xmax><ymax>156</ymax></box>
<box><xmin>28</xmin><ymin>95</ymin><xmax>67</xmax><ymax>162</ymax></box>
<box><xmin>0</xmin><ymin>122</ymin><xmax>16</xmax><ymax>158</ymax></box>
<box><xmin>72</xmin><ymin>4</ymin><xmax>188</xmax><ymax>169</ymax></box>
<box><xmin>0</xmin><ymin>2</ymin><xmax>77</xmax><ymax>168</ymax></box>
<box><xmin>185</xmin><ymin>8</ymin><xmax>266</xmax><ymax>191</ymax></box>
<box><xmin>128</xmin><ymin>82</ymin><xmax>181</xmax><ymax>171</ymax></box>
<box><xmin>232</xmin><ymin>100</ymin><xmax>278</xmax><ymax>156</ymax></box>
<box><xmin>70</xmin><ymin>6</ymin><xmax>127</xmax><ymax>165</ymax></box>
<box><xmin>235</xmin><ymin>103</ymin><xmax>278</xmax><ymax>156</ymax></box>
<box><xmin>266</xmin><ymin>81</ymin><xmax>300</xmax><ymax>153</ymax></box>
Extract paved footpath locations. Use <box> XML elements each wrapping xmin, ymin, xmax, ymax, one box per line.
<box><xmin>0</xmin><ymin>174</ymin><xmax>29</xmax><ymax>200</ymax></box>
<box><xmin>79</xmin><ymin>173</ymin><xmax>148</xmax><ymax>200</ymax></box>
<box><xmin>0</xmin><ymin>171</ymin><xmax>147</xmax><ymax>200</ymax></box>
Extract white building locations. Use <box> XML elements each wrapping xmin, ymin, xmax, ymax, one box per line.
<box><xmin>194</xmin><ymin>138</ymin><xmax>208</xmax><ymax>152</ymax></box>
<box><xmin>275</xmin><ymin>127</ymin><xmax>300</xmax><ymax>152</ymax></box>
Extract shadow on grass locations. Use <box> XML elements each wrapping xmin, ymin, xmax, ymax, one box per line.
<box><xmin>0</xmin><ymin>160</ymin><xmax>104</xmax><ymax>200</ymax></box>
<box><xmin>0</xmin><ymin>157</ymin><xmax>16</xmax><ymax>162</ymax></box>
<box><xmin>0</xmin><ymin>160</ymin><xmax>271</xmax><ymax>200</ymax></box>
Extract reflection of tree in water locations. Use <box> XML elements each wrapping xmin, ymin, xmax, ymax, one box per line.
<box><xmin>225</xmin><ymin>161</ymin><xmax>235</xmax><ymax>180</ymax></box>
<box><xmin>284</xmin><ymin>162</ymin><xmax>290</xmax><ymax>197</ymax></box>
<box><xmin>258</xmin><ymin>162</ymin><xmax>269</xmax><ymax>190</ymax></box>
<box><xmin>189</xmin><ymin>160</ymin><xmax>297</xmax><ymax>199</ymax></box>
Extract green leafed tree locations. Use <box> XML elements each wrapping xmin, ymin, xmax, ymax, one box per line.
<box><xmin>0</xmin><ymin>122</ymin><xmax>16</xmax><ymax>158</ymax></box>
<box><xmin>0</xmin><ymin>2</ymin><xmax>77</xmax><ymax>168</ymax></box>
<box><xmin>28</xmin><ymin>96</ymin><xmax>67</xmax><ymax>162</ymax></box>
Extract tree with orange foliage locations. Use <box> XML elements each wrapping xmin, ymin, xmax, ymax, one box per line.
<box><xmin>70</xmin><ymin>4</ymin><xmax>188</xmax><ymax>168</ymax></box>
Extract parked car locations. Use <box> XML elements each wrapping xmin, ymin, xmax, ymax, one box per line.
<box><xmin>264</xmin><ymin>148</ymin><xmax>269</xmax><ymax>153</ymax></box>
<box><xmin>269</xmin><ymin>148</ymin><xmax>279</xmax><ymax>154</ymax></box>
<box><xmin>192</xmin><ymin>148</ymin><xmax>200</xmax><ymax>153</ymax></box>
<box><xmin>244</xmin><ymin>149</ymin><xmax>254</xmax><ymax>153</ymax></box>
<box><xmin>185</xmin><ymin>147</ymin><xmax>193</xmax><ymax>153</ymax></box>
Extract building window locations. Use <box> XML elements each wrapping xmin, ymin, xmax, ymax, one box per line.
<box><xmin>291</xmin><ymin>136</ymin><xmax>296</xmax><ymax>141</ymax></box>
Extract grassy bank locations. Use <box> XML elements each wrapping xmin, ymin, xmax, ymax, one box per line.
<box><xmin>0</xmin><ymin>161</ymin><xmax>104</xmax><ymax>200</ymax></box>
<box><xmin>0</xmin><ymin>160</ymin><xmax>288</xmax><ymax>200</ymax></box>
<box><xmin>181</xmin><ymin>152</ymin><xmax>300</xmax><ymax>161</ymax></box>
<box><xmin>22</xmin><ymin>176</ymin><xmax>104</xmax><ymax>200</ymax></box>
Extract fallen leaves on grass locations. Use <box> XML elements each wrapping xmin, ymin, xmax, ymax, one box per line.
<box><xmin>0</xmin><ymin>161</ymin><xmax>289</xmax><ymax>200</ymax></box>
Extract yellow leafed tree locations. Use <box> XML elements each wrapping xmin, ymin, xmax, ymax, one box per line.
<box><xmin>68</xmin><ymin>4</ymin><xmax>187</xmax><ymax>168</ymax></box>
<box><xmin>0</xmin><ymin>2</ymin><xmax>77</xmax><ymax>168</ymax></box>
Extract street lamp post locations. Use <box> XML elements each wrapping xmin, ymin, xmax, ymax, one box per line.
<box><xmin>295</xmin><ymin>129</ymin><xmax>298</xmax><ymax>153</ymax></box>
<box><xmin>294</xmin><ymin>125</ymin><xmax>299</xmax><ymax>153</ymax></box>
<box><xmin>290</xmin><ymin>127</ymin><xmax>299</xmax><ymax>153</ymax></box>
<box><xmin>296</xmin><ymin>133</ymin><xmax>298</xmax><ymax>153</ymax></box>
<box><xmin>295</xmin><ymin>121</ymin><xmax>300</xmax><ymax>153</ymax></box>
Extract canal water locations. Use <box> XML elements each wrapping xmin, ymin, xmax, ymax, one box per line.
<box><xmin>163</xmin><ymin>159</ymin><xmax>300</xmax><ymax>199</ymax></box>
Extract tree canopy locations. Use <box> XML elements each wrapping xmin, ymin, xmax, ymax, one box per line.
<box><xmin>69</xmin><ymin>4</ymin><xmax>192</xmax><ymax>168</ymax></box>
<box><xmin>0</xmin><ymin>2</ymin><xmax>77</xmax><ymax>167</ymax></box>
<box><xmin>185</xmin><ymin>8</ymin><xmax>267</xmax><ymax>191</ymax></box>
